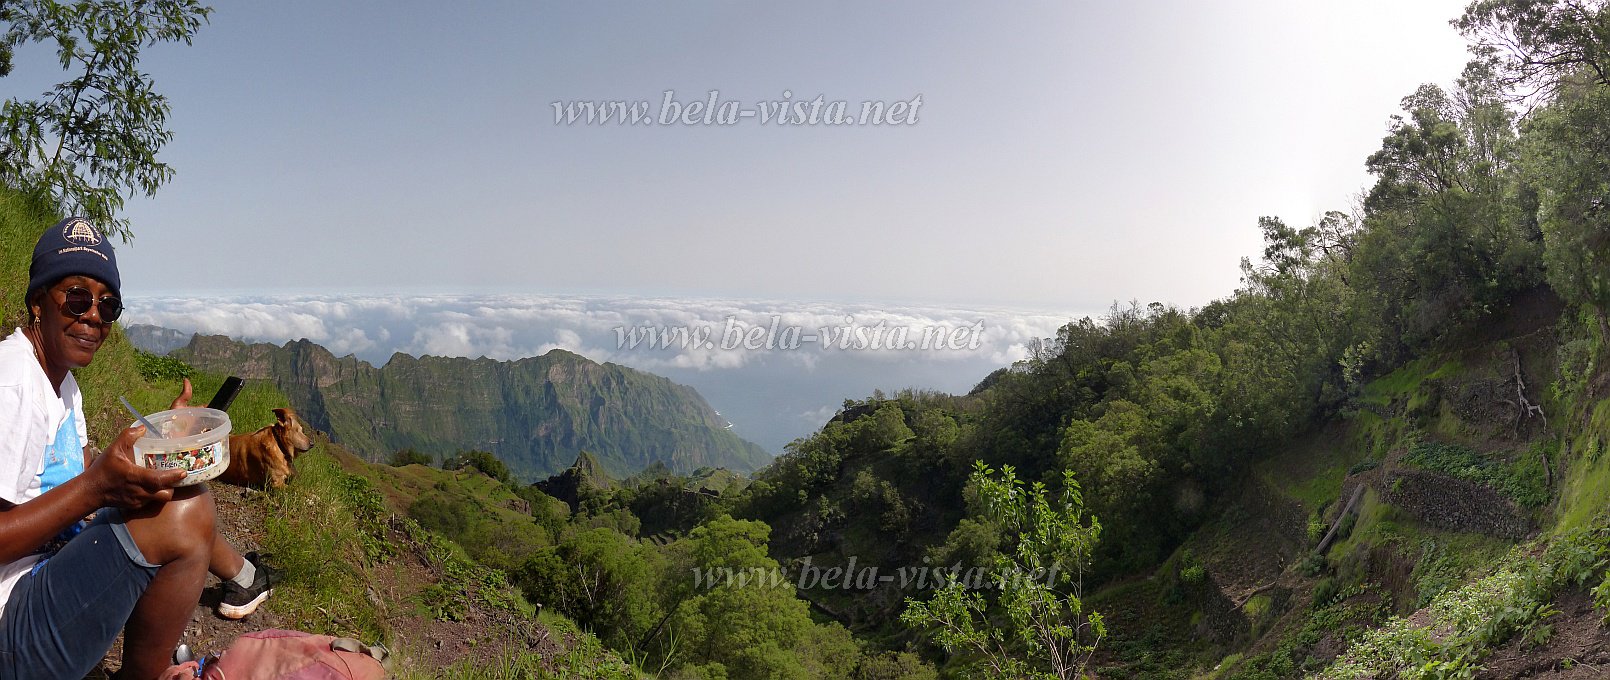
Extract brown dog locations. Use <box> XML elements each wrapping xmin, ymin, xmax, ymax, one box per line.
<box><xmin>220</xmin><ymin>408</ymin><xmax>313</xmax><ymax>489</ymax></box>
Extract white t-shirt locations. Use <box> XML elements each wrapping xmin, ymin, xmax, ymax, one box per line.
<box><xmin>0</xmin><ymin>328</ymin><xmax>87</xmax><ymax>615</ymax></box>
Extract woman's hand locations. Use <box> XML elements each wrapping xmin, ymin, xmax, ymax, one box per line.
<box><xmin>169</xmin><ymin>377</ymin><xmax>194</xmax><ymax>410</ymax></box>
<box><xmin>85</xmin><ymin>424</ymin><xmax>187</xmax><ymax>509</ymax></box>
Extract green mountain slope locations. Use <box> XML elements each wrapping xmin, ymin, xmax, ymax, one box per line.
<box><xmin>171</xmin><ymin>334</ymin><xmax>770</xmax><ymax>481</ymax></box>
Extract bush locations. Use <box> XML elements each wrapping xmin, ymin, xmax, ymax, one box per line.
<box><xmin>1300</xmin><ymin>553</ymin><xmax>1329</xmax><ymax>578</ymax></box>
<box><xmin>443</xmin><ymin>449</ymin><xmax>512</xmax><ymax>484</ymax></box>
<box><xmin>390</xmin><ymin>448</ymin><xmax>432</xmax><ymax>466</ymax></box>
<box><xmin>1312</xmin><ymin>577</ymin><xmax>1339</xmax><ymax>609</ymax></box>
<box><xmin>1405</xmin><ymin>440</ymin><xmax>1549</xmax><ymax>508</ymax></box>
<box><xmin>1307</xmin><ymin>511</ymin><xmax>1327</xmax><ymax>544</ymax></box>
<box><xmin>133</xmin><ymin>349</ymin><xmax>194</xmax><ymax>382</ymax></box>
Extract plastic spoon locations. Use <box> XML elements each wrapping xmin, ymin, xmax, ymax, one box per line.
<box><xmin>119</xmin><ymin>397</ymin><xmax>164</xmax><ymax>438</ymax></box>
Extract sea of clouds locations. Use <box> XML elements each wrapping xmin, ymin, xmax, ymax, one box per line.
<box><xmin>124</xmin><ymin>294</ymin><xmax>1083</xmax><ymax>453</ymax></box>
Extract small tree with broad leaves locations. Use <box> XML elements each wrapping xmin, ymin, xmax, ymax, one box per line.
<box><xmin>902</xmin><ymin>461</ymin><xmax>1106</xmax><ymax>679</ymax></box>
<box><xmin>0</xmin><ymin>0</ymin><xmax>211</xmax><ymax>240</ymax></box>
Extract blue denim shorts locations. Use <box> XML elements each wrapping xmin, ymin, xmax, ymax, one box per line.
<box><xmin>0</xmin><ymin>508</ymin><xmax>158</xmax><ymax>677</ymax></box>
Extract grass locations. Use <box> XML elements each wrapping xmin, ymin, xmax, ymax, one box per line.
<box><xmin>397</xmin><ymin>637</ymin><xmax>637</xmax><ymax>680</ymax></box>
<box><xmin>1320</xmin><ymin>524</ymin><xmax>1610</xmax><ymax>679</ymax></box>
<box><xmin>1277</xmin><ymin>463</ymin><xmax>1347</xmax><ymax>509</ymax></box>
<box><xmin>1227</xmin><ymin>585</ymin><xmax>1387</xmax><ymax>680</ymax></box>
<box><xmin>263</xmin><ymin>445</ymin><xmax>637</xmax><ymax>678</ymax></box>
<box><xmin>0</xmin><ymin>188</ymin><xmax>58</xmax><ymax>334</ymax></box>
<box><xmin>1554</xmin><ymin>399</ymin><xmax>1610</xmax><ymax>533</ymax></box>
<box><xmin>1358</xmin><ymin>357</ymin><xmax>1463</xmax><ymax>409</ymax></box>
<box><xmin>260</xmin><ymin>446</ymin><xmax>393</xmax><ymax>643</ymax></box>
<box><xmin>1325</xmin><ymin>489</ymin><xmax>1393</xmax><ymax>560</ymax></box>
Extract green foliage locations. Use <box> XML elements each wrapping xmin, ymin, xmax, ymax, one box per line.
<box><xmin>401</xmin><ymin>636</ymin><xmax>637</xmax><ymax>680</ymax></box>
<box><xmin>850</xmin><ymin>468</ymin><xmax>917</xmax><ymax>533</ymax></box>
<box><xmin>515</xmin><ymin>527</ymin><xmax>663</xmax><ymax>652</ymax></box>
<box><xmin>390</xmin><ymin>447</ymin><xmax>432</xmax><ymax>466</ymax></box>
<box><xmin>1312</xmin><ymin>577</ymin><xmax>1340</xmax><ymax>609</ymax></box>
<box><xmin>407</xmin><ymin>484</ymin><xmax>552</xmax><ymax>574</ymax></box>
<box><xmin>1323</xmin><ymin>525</ymin><xmax>1610</xmax><ymax>678</ymax></box>
<box><xmin>132</xmin><ymin>349</ymin><xmax>193</xmax><ymax>382</ymax></box>
<box><xmin>1404</xmin><ymin>440</ymin><xmax>1550</xmax><ymax>507</ymax></box>
<box><xmin>444</xmin><ymin>449</ymin><xmax>513</xmax><ymax>484</ymax></box>
<box><xmin>0</xmin><ymin>0</ymin><xmax>212</xmax><ymax>238</ymax></box>
<box><xmin>909</xmin><ymin>409</ymin><xmax>959</xmax><ymax>457</ymax></box>
<box><xmin>1230</xmin><ymin>588</ymin><xmax>1384</xmax><ymax>680</ymax></box>
<box><xmin>854</xmin><ymin>402</ymin><xmax>915</xmax><ymax>451</ymax></box>
<box><xmin>1307</xmin><ymin>511</ymin><xmax>1328</xmax><ymax>544</ymax></box>
<box><xmin>854</xmin><ymin>651</ymin><xmax>940</xmax><ymax>680</ymax></box>
<box><xmin>417</xmin><ymin>582</ymin><xmax>466</xmax><ymax>622</ymax></box>
<box><xmin>176</xmin><ymin>335</ymin><xmax>771</xmax><ymax>482</ymax></box>
<box><xmin>1300</xmin><ymin>552</ymin><xmax>1329</xmax><ymax>578</ymax></box>
<box><xmin>1411</xmin><ymin>538</ymin><xmax>1499</xmax><ymax>609</ymax></box>
<box><xmin>261</xmin><ymin>448</ymin><xmax>392</xmax><ymax>642</ymax></box>
<box><xmin>1347</xmin><ymin>459</ymin><xmax>1381</xmax><ymax>476</ymax></box>
<box><xmin>902</xmin><ymin>462</ymin><xmax>1105</xmax><ymax>680</ymax></box>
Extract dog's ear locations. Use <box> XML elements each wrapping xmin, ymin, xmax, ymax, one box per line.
<box><xmin>273</xmin><ymin>408</ymin><xmax>292</xmax><ymax>424</ymax></box>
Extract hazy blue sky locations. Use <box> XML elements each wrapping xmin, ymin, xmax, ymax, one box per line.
<box><xmin>10</xmin><ymin>1</ymin><xmax>1483</xmax><ymax>451</ymax></box>
<box><xmin>12</xmin><ymin>0</ymin><xmax>1473</xmax><ymax>309</ymax></box>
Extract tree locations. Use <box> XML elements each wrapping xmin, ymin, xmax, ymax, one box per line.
<box><xmin>389</xmin><ymin>447</ymin><xmax>431</xmax><ymax>466</ymax></box>
<box><xmin>1523</xmin><ymin>84</ymin><xmax>1610</xmax><ymax>336</ymax></box>
<box><xmin>853</xmin><ymin>402</ymin><xmax>915</xmax><ymax>451</ymax></box>
<box><xmin>1457</xmin><ymin>0</ymin><xmax>1610</xmax><ymax>102</ymax></box>
<box><xmin>443</xmin><ymin>449</ymin><xmax>512</xmax><ymax>484</ymax></box>
<box><xmin>660</xmin><ymin>516</ymin><xmax>820</xmax><ymax>679</ymax></box>
<box><xmin>0</xmin><ymin>0</ymin><xmax>210</xmax><ymax>239</ymax></box>
<box><xmin>902</xmin><ymin>462</ymin><xmax>1105</xmax><ymax>680</ymax></box>
<box><xmin>516</xmin><ymin>527</ymin><xmax>665</xmax><ymax>652</ymax></box>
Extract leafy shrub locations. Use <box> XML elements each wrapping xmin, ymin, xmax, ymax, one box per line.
<box><xmin>133</xmin><ymin>349</ymin><xmax>194</xmax><ymax>382</ymax></box>
<box><xmin>1307</xmin><ymin>511</ymin><xmax>1328</xmax><ymax>544</ymax></box>
<box><xmin>443</xmin><ymin>449</ymin><xmax>512</xmax><ymax>484</ymax></box>
<box><xmin>390</xmin><ymin>448</ymin><xmax>432</xmax><ymax>466</ymax></box>
<box><xmin>1300</xmin><ymin>553</ymin><xmax>1329</xmax><ymax>578</ymax></box>
<box><xmin>417</xmin><ymin>583</ymin><xmax>466</xmax><ymax>621</ymax></box>
<box><xmin>1405</xmin><ymin>440</ymin><xmax>1549</xmax><ymax>508</ymax></box>
<box><xmin>1312</xmin><ymin>577</ymin><xmax>1339</xmax><ymax>609</ymax></box>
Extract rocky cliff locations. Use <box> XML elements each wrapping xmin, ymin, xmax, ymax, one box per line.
<box><xmin>173</xmin><ymin>335</ymin><xmax>771</xmax><ymax>481</ymax></box>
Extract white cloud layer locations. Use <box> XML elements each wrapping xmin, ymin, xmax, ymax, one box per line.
<box><xmin>125</xmin><ymin>293</ymin><xmax>1085</xmax><ymax>451</ymax></box>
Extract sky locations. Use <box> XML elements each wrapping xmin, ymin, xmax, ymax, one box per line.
<box><xmin>8</xmin><ymin>1</ymin><xmax>1481</xmax><ymax>451</ymax></box>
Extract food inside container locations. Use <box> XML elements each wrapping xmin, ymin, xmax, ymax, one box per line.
<box><xmin>130</xmin><ymin>407</ymin><xmax>232</xmax><ymax>486</ymax></box>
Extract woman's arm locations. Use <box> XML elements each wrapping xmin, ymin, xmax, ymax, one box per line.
<box><xmin>0</xmin><ymin>426</ymin><xmax>185</xmax><ymax>564</ymax></box>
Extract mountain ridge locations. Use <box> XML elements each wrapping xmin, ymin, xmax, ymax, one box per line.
<box><xmin>170</xmin><ymin>333</ymin><xmax>771</xmax><ymax>481</ymax></box>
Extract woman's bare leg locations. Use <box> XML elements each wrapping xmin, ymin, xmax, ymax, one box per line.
<box><xmin>112</xmin><ymin>485</ymin><xmax>215</xmax><ymax>680</ymax></box>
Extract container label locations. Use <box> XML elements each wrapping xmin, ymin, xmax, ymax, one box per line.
<box><xmin>144</xmin><ymin>440</ymin><xmax>220</xmax><ymax>473</ymax></box>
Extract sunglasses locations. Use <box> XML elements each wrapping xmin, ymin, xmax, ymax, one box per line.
<box><xmin>60</xmin><ymin>286</ymin><xmax>123</xmax><ymax>322</ymax></box>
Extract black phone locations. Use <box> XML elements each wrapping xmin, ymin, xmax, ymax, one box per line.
<box><xmin>209</xmin><ymin>376</ymin><xmax>244</xmax><ymax>413</ymax></box>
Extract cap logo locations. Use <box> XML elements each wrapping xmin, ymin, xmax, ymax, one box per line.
<box><xmin>61</xmin><ymin>218</ymin><xmax>103</xmax><ymax>247</ymax></box>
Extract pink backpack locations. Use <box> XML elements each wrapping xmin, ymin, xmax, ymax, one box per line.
<box><xmin>160</xmin><ymin>629</ymin><xmax>389</xmax><ymax>680</ymax></box>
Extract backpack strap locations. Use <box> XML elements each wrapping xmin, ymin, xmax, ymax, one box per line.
<box><xmin>330</xmin><ymin>637</ymin><xmax>391</xmax><ymax>669</ymax></box>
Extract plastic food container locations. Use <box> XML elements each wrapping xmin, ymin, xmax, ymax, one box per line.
<box><xmin>131</xmin><ymin>407</ymin><xmax>231</xmax><ymax>486</ymax></box>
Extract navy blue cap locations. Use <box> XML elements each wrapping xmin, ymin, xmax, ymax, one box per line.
<box><xmin>27</xmin><ymin>217</ymin><xmax>121</xmax><ymax>301</ymax></box>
